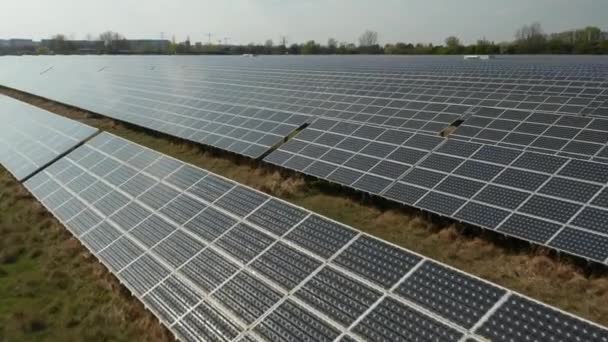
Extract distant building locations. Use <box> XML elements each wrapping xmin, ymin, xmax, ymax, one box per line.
<box><xmin>41</xmin><ymin>39</ymin><xmax>102</xmax><ymax>54</ymax></box>
<box><xmin>36</xmin><ymin>39</ymin><xmax>170</xmax><ymax>54</ymax></box>
<box><xmin>0</xmin><ymin>39</ymin><xmax>37</xmax><ymax>54</ymax></box>
<box><xmin>128</xmin><ymin>39</ymin><xmax>171</xmax><ymax>53</ymax></box>
<box><xmin>9</xmin><ymin>39</ymin><xmax>36</xmax><ymax>48</ymax></box>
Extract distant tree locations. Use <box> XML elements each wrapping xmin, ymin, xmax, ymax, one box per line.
<box><xmin>358</xmin><ymin>30</ymin><xmax>382</xmax><ymax>53</ymax></box>
<box><xmin>47</xmin><ymin>34</ymin><xmax>75</xmax><ymax>54</ymax></box>
<box><xmin>600</xmin><ymin>40</ymin><xmax>608</xmax><ymax>54</ymax></box>
<box><xmin>385</xmin><ymin>42</ymin><xmax>415</xmax><ymax>54</ymax></box>
<box><xmin>336</xmin><ymin>42</ymin><xmax>358</xmax><ymax>54</ymax></box>
<box><xmin>168</xmin><ymin>45</ymin><xmax>177</xmax><ymax>54</ymax></box>
<box><xmin>327</xmin><ymin>38</ymin><xmax>338</xmax><ymax>54</ymax></box>
<box><xmin>471</xmin><ymin>38</ymin><xmax>499</xmax><ymax>54</ymax></box>
<box><xmin>302</xmin><ymin>40</ymin><xmax>321</xmax><ymax>54</ymax></box>
<box><xmin>577</xmin><ymin>26</ymin><xmax>602</xmax><ymax>43</ymax></box>
<box><xmin>279</xmin><ymin>36</ymin><xmax>288</xmax><ymax>46</ymax></box>
<box><xmin>444</xmin><ymin>36</ymin><xmax>463</xmax><ymax>53</ymax></box>
<box><xmin>264</xmin><ymin>39</ymin><xmax>274</xmax><ymax>54</ymax></box>
<box><xmin>36</xmin><ymin>46</ymin><xmax>51</xmax><ymax>55</ymax></box>
<box><xmin>175</xmin><ymin>37</ymin><xmax>192</xmax><ymax>54</ymax></box>
<box><xmin>358</xmin><ymin>30</ymin><xmax>379</xmax><ymax>47</ymax></box>
<box><xmin>99</xmin><ymin>31</ymin><xmax>126</xmax><ymax>53</ymax></box>
<box><xmin>274</xmin><ymin>36</ymin><xmax>288</xmax><ymax>54</ymax></box>
<box><xmin>288</xmin><ymin>43</ymin><xmax>301</xmax><ymax>54</ymax></box>
<box><xmin>99</xmin><ymin>31</ymin><xmax>123</xmax><ymax>46</ymax></box>
<box><xmin>184</xmin><ymin>36</ymin><xmax>191</xmax><ymax>52</ymax></box>
<box><xmin>515</xmin><ymin>22</ymin><xmax>546</xmax><ymax>53</ymax></box>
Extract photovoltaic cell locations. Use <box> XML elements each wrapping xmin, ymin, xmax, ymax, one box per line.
<box><xmin>0</xmin><ymin>94</ymin><xmax>97</xmax><ymax>181</ymax></box>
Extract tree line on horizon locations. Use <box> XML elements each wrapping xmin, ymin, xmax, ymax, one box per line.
<box><xmin>3</xmin><ymin>23</ymin><xmax>608</xmax><ymax>56</ymax></box>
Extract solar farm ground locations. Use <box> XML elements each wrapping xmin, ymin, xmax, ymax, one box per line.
<box><xmin>1</xmin><ymin>87</ymin><xmax>608</xmax><ymax>341</ymax></box>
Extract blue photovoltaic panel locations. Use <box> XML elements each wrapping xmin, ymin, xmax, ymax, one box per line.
<box><xmin>23</xmin><ymin>132</ymin><xmax>608</xmax><ymax>341</ymax></box>
<box><xmin>0</xmin><ymin>94</ymin><xmax>98</xmax><ymax>181</ymax></box>
<box><xmin>3</xmin><ymin>55</ymin><xmax>608</xmax><ymax>159</ymax></box>
<box><xmin>268</xmin><ymin>119</ymin><xmax>608</xmax><ymax>264</ymax></box>
<box><xmin>3</xmin><ymin>56</ymin><xmax>608</xmax><ymax>262</ymax></box>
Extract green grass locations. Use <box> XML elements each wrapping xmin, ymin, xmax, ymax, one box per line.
<box><xmin>0</xmin><ymin>88</ymin><xmax>607</xmax><ymax>339</ymax></box>
<box><xmin>0</xmin><ymin>170</ymin><xmax>172</xmax><ymax>342</ymax></box>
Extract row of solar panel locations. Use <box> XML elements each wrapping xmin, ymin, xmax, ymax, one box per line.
<box><xmin>453</xmin><ymin>107</ymin><xmax>608</xmax><ymax>162</ymax></box>
<box><xmin>3</xmin><ymin>57</ymin><xmax>608</xmax><ymax>163</ymax></box>
<box><xmin>265</xmin><ymin>117</ymin><xmax>608</xmax><ymax>264</ymax></box>
<box><xmin>7</xmin><ymin>55</ymin><xmax>608</xmax><ymax>84</ymax></box>
<box><xmin>106</xmin><ymin>70</ymin><xmax>608</xmax><ymax>117</ymax></box>
<box><xmin>113</xmin><ymin>66</ymin><xmax>608</xmax><ymax>101</ymax></box>
<box><xmin>0</xmin><ymin>94</ymin><xmax>98</xmax><ymax>181</ymax></box>
<box><xmin>81</xmin><ymin>72</ymin><xmax>608</xmax><ymax>149</ymax></box>
<box><xmin>15</xmin><ymin>78</ymin><xmax>312</xmax><ymax>159</ymax></box>
<box><xmin>5</xmin><ymin>57</ymin><xmax>608</xmax><ymax>134</ymax></box>
<box><xmin>23</xmin><ymin>132</ymin><xmax>608</xmax><ymax>342</ymax></box>
<box><xmin>106</xmin><ymin>74</ymin><xmax>470</xmax><ymax>134</ymax></box>
<box><xmin>2</xmin><ymin>57</ymin><xmax>608</xmax><ymax>263</ymax></box>
<box><xmin>160</xmin><ymin>61</ymin><xmax>608</xmax><ymax>85</ymax></box>
<box><xmin>149</xmin><ymin>67</ymin><xmax>608</xmax><ymax>105</ymax></box>
<box><xmin>180</xmin><ymin>62</ymin><xmax>608</xmax><ymax>92</ymax></box>
<box><xmin>4</xmin><ymin>69</ymin><xmax>608</xmax><ymax>265</ymax></box>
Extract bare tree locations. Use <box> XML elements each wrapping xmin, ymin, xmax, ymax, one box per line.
<box><xmin>99</xmin><ymin>31</ymin><xmax>125</xmax><ymax>47</ymax></box>
<box><xmin>444</xmin><ymin>36</ymin><xmax>461</xmax><ymax>49</ymax></box>
<box><xmin>48</xmin><ymin>34</ymin><xmax>73</xmax><ymax>54</ymax></box>
<box><xmin>515</xmin><ymin>22</ymin><xmax>544</xmax><ymax>42</ymax></box>
<box><xmin>265</xmin><ymin>39</ymin><xmax>274</xmax><ymax>48</ymax></box>
<box><xmin>279</xmin><ymin>36</ymin><xmax>288</xmax><ymax>47</ymax></box>
<box><xmin>358</xmin><ymin>30</ymin><xmax>379</xmax><ymax>47</ymax></box>
<box><xmin>52</xmin><ymin>34</ymin><xmax>67</xmax><ymax>41</ymax></box>
<box><xmin>515</xmin><ymin>22</ymin><xmax>546</xmax><ymax>53</ymax></box>
<box><xmin>99</xmin><ymin>31</ymin><xmax>126</xmax><ymax>53</ymax></box>
<box><xmin>327</xmin><ymin>38</ymin><xmax>338</xmax><ymax>48</ymax></box>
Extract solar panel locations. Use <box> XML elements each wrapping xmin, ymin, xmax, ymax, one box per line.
<box><xmin>3</xmin><ymin>55</ymin><xmax>608</xmax><ymax>163</ymax></box>
<box><xmin>268</xmin><ymin>118</ymin><xmax>608</xmax><ymax>264</ymax></box>
<box><xmin>4</xmin><ymin>56</ymin><xmax>608</xmax><ymax>264</ymax></box>
<box><xmin>453</xmin><ymin>106</ymin><xmax>608</xmax><ymax>162</ymax></box>
<box><xmin>265</xmin><ymin>117</ymin><xmax>441</xmax><ymax>195</ymax></box>
<box><xmin>383</xmin><ymin>141</ymin><xmax>608</xmax><ymax>263</ymax></box>
<box><xmin>24</xmin><ymin>132</ymin><xmax>608</xmax><ymax>341</ymax></box>
<box><xmin>0</xmin><ymin>94</ymin><xmax>98</xmax><ymax>180</ymax></box>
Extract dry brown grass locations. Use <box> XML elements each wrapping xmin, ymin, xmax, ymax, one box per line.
<box><xmin>1</xmin><ymin>87</ymin><xmax>608</xmax><ymax>330</ymax></box>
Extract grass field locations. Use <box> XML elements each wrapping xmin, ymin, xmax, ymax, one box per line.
<box><xmin>1</xmin><ymin>87</ymin><xmax>608</xmax><ymax>340</ymax></box>
<box><xmin>0</xmin><ymin>168</ymin><xmax>172</xmax><ymax>342</ymax></box>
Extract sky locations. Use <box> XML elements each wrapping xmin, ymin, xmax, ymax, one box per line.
<box><xmin>1</xmin><ymin>0</ymin><xmax>607</xmax><ymax>45</ymax></box>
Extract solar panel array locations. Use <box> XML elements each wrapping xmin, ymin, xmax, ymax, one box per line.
<box><xmin>264</xmin><ymin>118</ymin><xmax>443</xmax><ymax>194</ymax></box>
<box><xmin>24</xmin><ymin>132</ymin><xmax>608</xmax><ymax>342</ymax></box>
<box><xmin>2</xmin><ymin>55</ymin><xmax>608</xmax><ymax>263</ymax></box>
<box><xmin>0</xmin><ymin>57</ymin><xmax>316</xmax><ymax>159</ymax></box>
<box><xmin>1</xmin><ymin>56</ymin><xmax>608</xmax><ymax>149</ymax></box>
<box><xmin>267</xmin><ymin>118</ymin><xmax>608</xmax><ymax>264</ymax></box>
<box><xmin>0</xmin><ymin>94</ymin><xmax>98</xmax><ymax>181</ymax></box>
<box><xmin>453</xmin><ymin>106</ymin><xmax>608</xmax><ymax>162</ymax></box>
